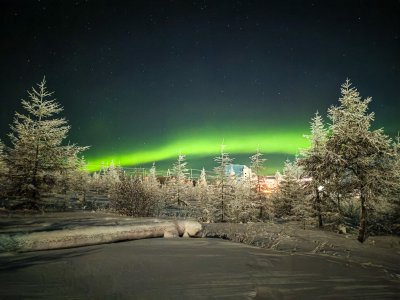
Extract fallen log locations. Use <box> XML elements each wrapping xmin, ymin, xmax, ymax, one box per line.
<box><xmin>0</xmin><ymin>219</ymin><xmax>202</xmax><ymax>252</ymax></box>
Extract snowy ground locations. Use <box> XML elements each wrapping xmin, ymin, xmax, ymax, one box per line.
<box><xmin>0</xmin><ymin>212</ymin><xmax>399</xmax><ymax>299</ymax></box>
<box><xmin>202</xmin><ymin>222</ymin><xmax>400</xmax><ymax>278</ymax></box>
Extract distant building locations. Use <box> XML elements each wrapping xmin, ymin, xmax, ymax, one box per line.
<box><xmin>259</xmin><ymin>176</ymin><xmax>279</xmax><ymax>194</ymax></box>
<box><xmin>225</xmin><ymin>164</ymin><xmax>252</xmax><ymax>180</ymax></box>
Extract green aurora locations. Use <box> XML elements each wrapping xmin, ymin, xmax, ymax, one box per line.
<box><xmin>85</xmin><ymin>126</ymin><xmax>310</xmax><ymax>174</ymax></box>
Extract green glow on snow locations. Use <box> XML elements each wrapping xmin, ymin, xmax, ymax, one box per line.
<box><xmin>86</xmin><ymin>127</ymin><xmax>309</xmax><ymax>172</ymax></box>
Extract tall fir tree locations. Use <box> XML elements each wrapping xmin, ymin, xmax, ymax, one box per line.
<box><xmin>198</xmin><ymin>167</ymin><xmax>207</xmax><ymax>187</ymax></box>
<box><xmin>325</xmin><ymin>79</ymin><xmax>395</xmax><ymax>242</ymax></box>
<box><xmin>250</xmin><ymin>148</ymin><xmax>266</xmax><ymax>193</ymax></box>
<box><xmin>103</xmin><ymin>160</ymin><xmax>121</xmax><ymax>190</ymax></box>
<box><xmin>194</xmin><ymin>167</ymin><xmax>215</xmax><ymax>222</ymax></box>
<box><xmin>171</xmin><ymin>154</ymin><xmax>189</xmax><ymax>206</ymax></box>
<box><xmin>213</xmin><ymin>141</ymin><xmax>234</xmax><ymax>222</ymax></box>
<box><xmin>230</xmin><ymin>175</ymin><xmax>255</xmax><ymax>222</ymax></box>
<box><xmin>249</xmin><ymin>148</ymin><xmax>267</xmax><ymax>219</ymax></box>
<box><xmin>273</xmin><ymin>159</ymin><xmax>305</xmax><ymax>218</ymax></box>
<box><xmin>6</xmin><ymin>77</ymin><xmax>88</xmax><ymax>207</ymax></box>
<box><xmin>142</xmin><ymin>162</ymin><xmax>164</xmax><ymax>216</ymax></box>
<box><xmin>298</xmin><ymin>112</ymin><xmax>328</xmax><ymax>227</ymax></box>
<box><xmin>147</xmin><ymin>162</ymin><xmax>158</xmax><ymax>187</ymax></box>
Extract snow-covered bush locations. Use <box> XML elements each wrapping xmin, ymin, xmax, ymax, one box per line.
<box><xmin>110</xmin><ymin>174</ymin><xmax>157</xmax><ymax>217</ymax></box>
<box><xmin>88</xmin><ymin>161</ymin><xmax>123</xmax><ymax>195</ymax></box>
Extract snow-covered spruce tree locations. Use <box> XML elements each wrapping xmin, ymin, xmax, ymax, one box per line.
<box><xmin>142</xmin><ymin>162</ymin><xmax>164</xmax><ymax>216</ymax></box>
<box><xmin>90</xmin><ymin>162</ymin><xmax>108</xmax><ymax>193</ymax></box>
<box><xmin>89</xmin><ymin>171</ymin><xmax>102</xmax><ymax>193</ymax></box>
<box><xmin>250</xmin><ymin>148</ymin><xmax>266</xmax><ymax>193</ymax></box>
<box><xmin>249</xmin><ymin>148</ymin><xmax>267</xmax><ymax>218</ymax></box>
<box><xmin>325</xmin><ymin>79</ymin><xmax>395</xmax><ymax>243</ymax></box>
<box><xmin>198</xmin><ymin>167</ymin><xmax>207</xmax><ymax>187</ymax></box>
<box><xmin>102</xmin><ymin>160</ymin><xmax>122</xmax><ymax>191</ymax></box>
<box><xmin>273</xmin><ymin>159</ymin><xmax>305</xmax><ymax>219</ymax></box>
<box><xmin>229</xmin><ymin>175</ymin><xmax>256</xmax><ymax>223</ymax></box>
<box><xmin>291</xmin><ymin>184</ymin><xmax>314</xmax><ymax>229</ymax></box>
<box><xmin>146</xmin><ymin>162</ymin><xmax>159</xmax><ymax>189</ymax></box>
<box><xmin>195</xmin><ymin>168</ymin><xmax>216</xmax><ymax>222</ymax></box>
<box><xmin>6</xmin><ymin>78</ymin><xmax>88</xmax><ymax>208</ymax></box>
<box><xmin>170</xmin><ymin>154</ymin><xmax>190</xmax><ymax>206</ymax></box>
<box><xmin>213</xmin><ymin>142</ymin><xmax>234</xmax><ymax>222</ymax></box>
<box><xmin>297</xmin><ymin>112</ymin><xmax>328</xmax><ymax>228</ymax></box>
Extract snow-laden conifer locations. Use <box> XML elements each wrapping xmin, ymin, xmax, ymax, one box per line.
<box><xmin>250</xmin><ymin>148</ymin><xmax>266</xmax><ymax>193</ymax></box>
<box><xmin>229</xmin><ymin>175</ymin><xmax>256</xmax><ymax>222</ymax></box>
<box><xmin>170</xmin><ymin>154</ymin><xmax>190</xmax><ymax>206</ymax></box>
<box><xmin>325</xmin><ymin>79</ymin><xmax>395</xmax><ymax>242</ymax></box>
<box><xmin>249</xmin><ymin>148</ymin><xmax>268</xmax><ymax>219</ymax></box>
<box><xmin>194</xmin><ymin>167</ymin><xmax>216</xmax><ymax>222</ymax></box>
<box><xmin>7</xmin><ymin>77</ymin><xmax>88</xmax><ymax>207</ymax></box>
<box><xmin>213</xmin><ymin>141</ymin><xmax>234</xmax><ymax>222</ymax></box>
<box><xmin>198</xmin><ymin>167</ymin><xmax>207</xmax><ymax>187</ymax></box>
<box><xmin>298</xmin><ymin>112</ymin><xmax>328</xmax><ymax>227</ymax></box>
<box><xmin>273</xmin><ymin>159</ymin><xmax>305</xmax><ymax>218</ymax></box>
<box><xmin>103</xmin><ymin>160</ymin><xmax>121</xmax><ymax>188</ymax></box>
<box><xmin>142</xmin><ymin>162</ymin><xmax>164</xmax><ymax>216</ymax></box>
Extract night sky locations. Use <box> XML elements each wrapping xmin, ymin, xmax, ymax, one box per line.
<box><xmin>0</xmin><ymin>0</ymin><xmax>399</xmax><ymax>174</ymax></box>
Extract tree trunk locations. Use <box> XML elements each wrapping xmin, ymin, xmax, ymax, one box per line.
<box><xmin>316</xmin><ymin>187</ymin><xmax>323</xmax><ymax>228</ymax></box>
<box><xmin>177</xmin><ymin>187</ymin><xmax>180</xmax><ymax>206</ymax></box>
<box><xmin>221</xmin><ymin>184</ymin><xmax>225</xmax><ymax>222</ymax></box>
<box><xmin>337</xmin><ymin>193</ymin><xmax>342</xmax><ymax>214</ymax></box>
<box><xmin>357</xmin><ymin>193</ymin><xmax>367</xmax><ymax>243</ymax></box>
<box><xmin>31</xmin><ymin>113</ymin><xmax>43</xmax><ymax>205</ymax></box>
<box><xmin>221</xmin><ymin>200</ymin><xmax>224</xmax><ymax>222</ymax></box>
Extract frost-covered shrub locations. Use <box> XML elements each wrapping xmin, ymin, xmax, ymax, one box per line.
<box><xmin>110</xmin><ymin>175</ymin><xmax>157</xmax><ymax>217</ymax></box>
